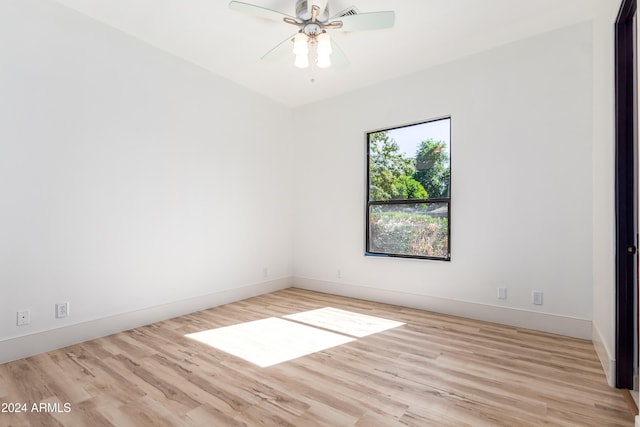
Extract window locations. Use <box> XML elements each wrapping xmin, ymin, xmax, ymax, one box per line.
<box><xmin>366</xmin><ymin>117</ymin><xmax>451</xmax><ymax>260</ymax></box>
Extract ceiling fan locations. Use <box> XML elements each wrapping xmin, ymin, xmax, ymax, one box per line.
<box><xmin>229</xmin><ymin>0</ymin><xmax>395</xmax><ymax>69</ymax></box>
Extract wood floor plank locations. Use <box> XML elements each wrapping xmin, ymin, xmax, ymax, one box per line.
<box><xmin>0</xmin><ymin>288</ymin><xmax>634</xmax><ymax>426</ymax></box>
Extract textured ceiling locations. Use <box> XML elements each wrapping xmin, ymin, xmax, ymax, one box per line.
<box><xmin>54</xmin><ymin>0</ymin><xmax>596</xmax><ymax>107</ymax></box>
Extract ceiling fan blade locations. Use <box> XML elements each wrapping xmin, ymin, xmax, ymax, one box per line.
<box><xmin>330</xmin><ymin>39</ymin><xmax>349</xmax><ymax>71</ymax></box>
<box><xmin>261</xmin><ymin>34</ymin><xmax>296</xmax><ymax>63</ymax></box>
<box><xmin>229</xmin><ymin>1</ymin><xmax>296</xmax><ymax>23</ymax></box>
<box><xmin>335</xmin><ymin>11</ymin><xmax>395</xmax><ymax>32</ymax></box>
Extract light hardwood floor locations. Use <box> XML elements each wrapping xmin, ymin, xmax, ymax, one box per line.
<box><xmin>0</xmin><ymin>288</ymin><xmax>634</xmax><ymax>426</ymax></box>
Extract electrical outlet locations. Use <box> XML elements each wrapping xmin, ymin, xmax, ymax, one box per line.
<box><xmin>262</xmin><ymin>267</ymin><xmax>268</xmax><ymax>278</ymax></box>
<box><xmin>55</xmin><ymin>302</ymin><xmax>69</xmax><ymax>319</ymax></box>
<box><xmin>497</xmin><ymin>287</ymin><xmax>507</xmax><ymax>300</ymax></box>
<box><xmin>337</xmin><ymin>269</ymin><xmax>342</xmax><ymax>279</ymax></box>
<box><xmin>532</xmin><ymin>291</ymin><xmax>543</xmax><ymax>305</ymax></box>
<box><xmin>17</xmin><ymin>309</ymin><xmax>30</xmax><ymax>326</ymax></box>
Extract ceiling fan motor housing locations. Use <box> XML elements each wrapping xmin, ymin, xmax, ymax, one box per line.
<box><xmin>295</xmin><ymin>0</ymin><xmax>329</xmax><ymax>23</ymax></box>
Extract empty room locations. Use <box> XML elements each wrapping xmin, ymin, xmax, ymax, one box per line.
<box><xmin>1</xmin><ymin>0</ymin><xmax>638</xmax><ymax>425</ymax></box>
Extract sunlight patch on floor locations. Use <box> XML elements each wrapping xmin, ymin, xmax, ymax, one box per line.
<box><xmin>185</xmin><ymin>317</ymin><xmax>355</xmax><ymax>368</ymax></box>
<box><xmin>283</xmin><ymin>307</ymin><xmax>406</xmax><ymax>337</ymax></box>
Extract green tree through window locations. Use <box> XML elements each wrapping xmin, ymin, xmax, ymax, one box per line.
<box><xmin>366</xmin><ymin>118</ymin><xmax>451</xmax><ymax>260</ymax></box>
<box><xmin>368</xmin><ymin>132</ymin><xmax>428</xmax><ymax>201</ymax></box>
<box><xmin>415</xmin><ymin>139</ymin><xmax>450</xmax><ymax>198</ymax></box>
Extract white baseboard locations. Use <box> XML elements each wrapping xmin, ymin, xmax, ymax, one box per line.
<box><xmin>2</xmin><ymin>276</ymin><xmax>597</xmax><ymax>366</ymax></box>
<box><xmin>636</xmin><ymin>414</ymin><xmax>640</xmax><ymax>427</ymax></box>
<box><xmin>293</xmin><ymin>277</ymin><xmax>592</xmax><ymax>339</ymax></box>
<box><xmin>0</xmin><ymin>277</ymin><xmax>292</xmax><ymax>365</ymax></box>
<box><xmin>592</xmin><ymin>322</ymin><xmax>616</xmax><ymax>387</ymax></box>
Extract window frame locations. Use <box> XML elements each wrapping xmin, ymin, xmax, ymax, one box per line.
<box><xmin>365</xmin><ymin>117</ymin><xmax>452</xmax><ymax>261</ymax></box>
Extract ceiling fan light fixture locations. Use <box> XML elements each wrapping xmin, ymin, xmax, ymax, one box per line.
<box><xmin>293</xmin><ymin>32</ymin><xmax>310</xmax><ymax>68</ymax></box>
<box><xmin>228</xmin><ymin>0</ymin><xmax>395</xmax><ymax>70</ymax></box>
<box><xmin>295</xmin><ymin>53</ymin><xmax>310</xmax><ymax>68</ymax></box>
<box><xmin>293</xmin><ymin>32</ymin><xmax>309</xmax><ymax>55</ymax></box>
<box><xmin>316</xmin><ymin>52</ymin><xmax>331</xmax><ymax>68</ymax></box>
<box><xmin>316</xmin><ymin>32</ymin><xmax>332</xmax><ymax>55</ymax></box>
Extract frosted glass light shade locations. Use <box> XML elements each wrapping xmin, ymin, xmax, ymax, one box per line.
<box><xmin>293</xmin><ymin>33</ymin><xmax>309</xmax><ymax>55</ymax></box>
<box><xmin>295</xmin><ymin>54</ymin><xmax>309</xmax><ymax>68</ymax></box>
<box><xmin>317</xmin><ymin>32</ymin><xmax>332</xmax><ymax>55</ymax></box>
<box><xmin>316</xmin><ymin>53</ymin><xmax>331</xmax><ymax>68</ymax></box>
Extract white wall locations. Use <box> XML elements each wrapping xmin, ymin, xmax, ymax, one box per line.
<box><xmin>293</xmin><ymin>22</ymin><xmax>595</xmax><ymax>337</ymax></box>
<box><xmin>0</xmin><ymin>0</ymin><xmax>620</xmax><ymax>368</ymax></box>
<box><xmin>591</xmin><ymin>0</ymin><xmax>622</xmax><ymax>386</ymax></box>
<box><xmin>0</xmin><ymin>0</ymin><xmax>293</xmax><ymax>348</ymax></box>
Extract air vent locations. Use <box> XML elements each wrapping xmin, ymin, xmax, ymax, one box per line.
<box><xmin>336</xmin><ymin>6</ymin><xmax>359</xmax><ymax>17</ymax></box>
